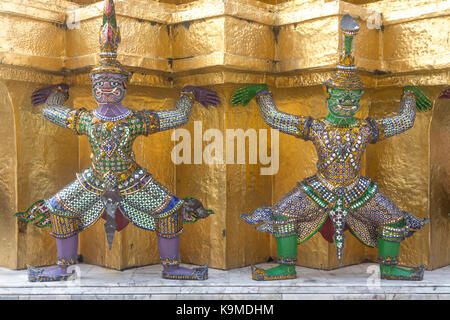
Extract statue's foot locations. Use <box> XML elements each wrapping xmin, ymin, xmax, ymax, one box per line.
<box><xmin>380</xmin><ymin>264</ymin><xmax>425</xmax><ymax>281</ymax></box>
<box><xmin>251</xmin><ymin>264</ymin><xmax>296</xmax><ymax>281</ymax></box>
<box><xmin>27</xmin><ymin>265</ymin><xmax>76</xmax><ymax>282</ymax></box>
<box><xmin>162</xmin><ymin>264</ymin><xmax>208</xmax><ymax>280</ymax></box>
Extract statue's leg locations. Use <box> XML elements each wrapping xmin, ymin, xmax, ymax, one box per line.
<box><xmin>244</xmin><ymin>185</ymin><xmax>323</xmax><ymax>281</ymax></box>
<box><xmin>157</xmin><ymin>209</ymin><xmax>207</xmax><ymax>280</ymax></box>
<box><xmin>40</xmin><ymin>234</ymin><xmax>78</xmax><ymax>277</ymax></box>
<box><xmin>349</xmin><ymin>189</ymin><xmax>428</xmax><ymax>280</ymax></box>
<box><xmin>377</xmin><ymin>220</ymin><xmax>425</xmax><ymax>281</ymax></box>
<box><xmin>28</xmin><ymin>215</ymin><xmax>79</xmax><ymax>282</ymax></box>
<box><xmin>251</xmin><ymin>216</ymin><xmax>297</xmax><ymax>281</ymax></box>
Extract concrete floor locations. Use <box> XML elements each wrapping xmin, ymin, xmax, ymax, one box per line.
<box><xmin>0</xmin><ymin>262</ymin><xmax>449</xmax><ymax>300</ymax></box>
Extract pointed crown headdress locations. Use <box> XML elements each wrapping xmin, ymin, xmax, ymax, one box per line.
<box><xmin>90</xmin><ymin>0</ymin><xmax>130</xmax><ymax>80</ymax></box>
<box><xmin>324</xmin><ymin>14</ymin><xmax>363</xmax><ymax>90</ymax></box>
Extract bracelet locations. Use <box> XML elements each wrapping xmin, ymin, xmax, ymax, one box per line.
<box><xmin>54</xmin><ymin>86</ymin><xmax>69</xmax><ymax>100</ymax></box>
<box><xmin>180</xmin><ymin>90</ymin><xmax>195</xmax><ymax>101</ymax></box>
<box><xmin>160</xmin><ymin>256</ymin><xmax>181</xmax><ymax>266</ymax></box>
<box><xmin>402</xmin><ymin>89</ymin><xmax>417</xmax><ymax>99</ymax></box>
<box><xmin>256</xmin><ymin>90</ymin><xmax>270</xmax><ymax>98</ymax></box>
<box><xmin>66</xmin><ymin>107</ymin><xmax>87</xmax><ymax>135</ymax></box>
<box><xmin>56</xmin><ymin>257</ymin><xmax>77</xmax><ymax>266</ymax></box>
<box><xmin>302</xmin><ymin>116</ymin><xmax>313</xmax><ymax>140</ymax></box>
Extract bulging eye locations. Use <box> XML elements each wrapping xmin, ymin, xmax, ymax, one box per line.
<box><xmin>110</xmin><ymin>81</ymin><xmax>119</xmax><ymax>87</ymax></box>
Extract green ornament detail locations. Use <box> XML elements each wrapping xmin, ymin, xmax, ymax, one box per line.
<box><xmin>102</xmin><ymin>0</ymin><xmax>117</xmax><ymax>28</ymax></box>
<box><xmin>298</xmin><ymin>182</ymin><xmax>328</xmax><ymax>208</ymax></box>
<box><xmin>265</xmin><ymin>235</ymin><xmax>297</xmax><ymax>277</ymax></box>
<box><xmin>325</xmin><ymin>88</ymin><xmax>363</xmax><ymax>125</ymax></box>
<box><xmin>325</xmin><ymin>111</ymin><xmax>357</xmax><ymax>125</ymax></box>
<box><xmin>378</xmin><ymin>220</ymin><xmax>417</xmax><ymax>279</ymax></box>
<box><xmin>403</xmin><ymin>86</ymin><xmax>432</xmax><ymax>112</ymax></box>
<box><xmin>344</xmin><ymin>35</ymin><xmax>353</xmax><ymax>54</ymax></box>
<box><xmin>349</xmin><ymin>183</ymin><xmax>378</xmax><ymax>210</ymax></box>
<box><xmin>231</xmin><ymin>84</ymin><xmax>268</xmax><ymax>106</ymax></box>
<box><xmin>378</xmin><ymin>239</ymin><xmax>415</xmax><ymax>278</ymax></box>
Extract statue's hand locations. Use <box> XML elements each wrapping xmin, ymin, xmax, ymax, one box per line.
<box><xmin>231</xmin><ymin>84</ymin><xmax>268</xmax><ymax>106</ymax></box>
<box><xmin>439</xmin><ymin>87</ymin><xmax>450</xmax><ymax>99</ymax></box>
<box><xmin>182</xmin><ymin>86</ymin><xmax>220</xmax><ymax>108</ymax></box>
<box><xmin>181</xmin><ymin>197</ymin><xmax>215</xmax><ymax>223</ymax></box>
<box><xmin>31</xmin><ymin>83</ymin><xmax>69</xmax><ymax>106</ymax></box>
<box><xmin>403</xmin><ymin>86</ymin><xmax>432</xmax><ymax>112</ymax></box>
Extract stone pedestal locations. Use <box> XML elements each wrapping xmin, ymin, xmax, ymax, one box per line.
<box><xmin>1</xmin><ymin>263</ymin><xmax>450</xmax><ymax>300</ymax></box>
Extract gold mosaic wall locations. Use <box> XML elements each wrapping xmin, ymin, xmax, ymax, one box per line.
<box><xmin>0</xmin><ymin>0</ymin><xmax>448</xmax><ymax>271</ymax></box>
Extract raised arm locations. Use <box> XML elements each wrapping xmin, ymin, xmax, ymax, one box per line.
<box><xmin>366</xmin><ymin>86</ymin><xmax>432</xmax><ymax>143</ymax></box>
<box><xmin>153</xmin><ymin>91</ymin><xmax>194</xmax><ymax>132</ymax></box>
<box><xmin>153</xmin><ymin>86</ymin><xmax>220</xmax><ymax>132</ymax></box>
<box><xmin>32</xmin><ymin>84</ymin><xmax>90</xmax><ymax>135</ymax></box>
<box><xmin>231</xmin><ymin>84</ymin><xmax>314</xmax><ymax>140</ymax></box>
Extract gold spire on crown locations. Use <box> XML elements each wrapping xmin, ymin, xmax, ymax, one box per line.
<box><xmin>324</xmin><ymin>14</ymin><xmax>363</xmax><ymax>90</ymax></box>
<box><xmin>90</xmin><ymin>0</ymin><xmax>130</xmax><ymax>79</ymax></box>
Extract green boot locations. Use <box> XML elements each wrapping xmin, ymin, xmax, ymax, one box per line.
<box><xmin>378</xmin><ymin>220</ymin><xmax>425</xmax><ymax>281</ymax></box>
<box><xmin>252</xmin><ymin>235</ymin><xmax>297</xmax><ymax>281</ymax></box>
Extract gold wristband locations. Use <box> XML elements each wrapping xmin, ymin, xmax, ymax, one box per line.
<box><xmin>180</xmin><ymin>91</ymin><xmax>195</xmax><ymax>101</ymax></box>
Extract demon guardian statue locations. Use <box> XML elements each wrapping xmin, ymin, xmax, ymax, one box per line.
<box><xmin>232</xmin><ymin>14</ymin><xmax>431</xmax><ymax>281</ymax></box>
<box><xmin>15</xmin><ymin>0</ymin><xmax>219</xmax><ymax>282</ymax></box>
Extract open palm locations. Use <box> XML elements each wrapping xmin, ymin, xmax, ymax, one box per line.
<box><xmin>231</xmin><ymin>84</ymin><xmax>268</xmax><ymax>106</ymax></box>
<box><xmin>404</xmin><ymin>86</ymin><xmax>432</xmax><ymax>112</ymax></box>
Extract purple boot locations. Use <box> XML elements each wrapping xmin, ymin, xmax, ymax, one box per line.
<box><xmin>28</xmin><ymin>234</ymin><xmax>78</xmax><ymax>282</ymax></box>
<box><xmin>158</xmin><ymin>236</ymin><xmax>208</xmax><ymax>280</ymax></box>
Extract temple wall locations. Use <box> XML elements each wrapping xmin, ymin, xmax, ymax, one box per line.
<box><xmin>9</xmin><ymin>79</ymin><xmax>80</xmax><ymax>269</ymax></box>
<box><xmin>429</xmin><ymin>95</ymin><xmax>450</xmax><ymax>269</ymax></box>
<box><xmin>0</xmin><ymin>0</ymin><xmax>448</xmax><ymax>271</ymax></box>
<box><xmin>0</xmin><ymin>82</ymin><xmax>18</xmax><ymax>269</ymax></box>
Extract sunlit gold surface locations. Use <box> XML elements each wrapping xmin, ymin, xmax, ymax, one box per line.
<box><xmin>0</xmin><ymin>82</ymin><xmax>18</xmax><ymax>269</ymax></box>
<box><xmin>0</xmin><ymin>0</ymin><xmax>448</xmax><ymax>271</ymax></box>
<box><xmin>430</xmin><ymin>96</ymin><xmax>450</xmax><ymax>269</ymax></box>
<box><xmin>176</xmin><ymin>85</ymin><xmax>226</xmax><ymax>268</ymax></box>
<box><xmin>7</xmin><ymin>80</ymin><xmax>80</xmax><ymax>269</ymax></box>
<box><xmin>365</xmin><ymin>87</ymin><xmax>445</xmax><ymax>268</ymax></box>
<box><xmin>223</xmin><ymin>85</ymin><xmax>273</xmax><ymax>269</ymax></box>
<box><xmin>383</xmin><ymin>17</ymin><xmax>450</xmax><ymax>73</ymax></box>
<box><xmin>1</xmin><ymin>0</ymin><xmax>448</xmax><ymax>88</ymax></box>
<box><xmin>276</xmin><ymin>17</ymin><xmax>340</xmax><ymax>72</ymax></box>
<box><xmin>0</xmin><ymin>13</ymin><xmax>64</xmax><ymax>72</ymax></box>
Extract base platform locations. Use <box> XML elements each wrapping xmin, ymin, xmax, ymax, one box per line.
<box><xmin>0</xmin><ymin>263</ymin><xmax>449</xmax><ymax>300</ymax></box>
